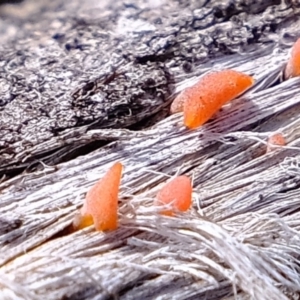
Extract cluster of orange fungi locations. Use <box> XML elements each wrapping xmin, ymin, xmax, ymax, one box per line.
<box><xmin>73</xmin><ymin>163</ymin><xmax>192</xmax><ymax>232</ymax></box>
<box><xmin>73</xmin><ymin>38</ymin><xmax>300</xmax><ymax>232</ymax></box>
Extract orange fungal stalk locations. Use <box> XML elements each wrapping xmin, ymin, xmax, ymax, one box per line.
<box><xmin>284</xmin><ymin>38</ymin><xmax>300</xmax><ymax>79</ymax></box>
<box><xmin>154</xmin><ymin>175</ymin><xmax>192</xmax><ymax>216</ymax></box>
<box><xmin>173</xmin><ymin>70</ymin><xmax>254</xmax><ymax>129</ymax></box>
<box><xmin>73</xmin><ymin>162</ymin><xmax>123</xmax><ymax>231</ymax></box>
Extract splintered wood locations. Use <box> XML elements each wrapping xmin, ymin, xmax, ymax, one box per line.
<box><xmin>1</xmin><ymin>1</ymin><xmax>300</xmax><ymax>300</ymax></box>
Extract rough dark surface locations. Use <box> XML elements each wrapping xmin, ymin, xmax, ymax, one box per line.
<box><xmin>1</xmin><ymin>1</ymin><xmax>300</xmax><ymax>299</ymax></box>
<box><xmin>0</xmin><ymin>0</ymin><xmax>299</xmax><ymax>178</ymax></box>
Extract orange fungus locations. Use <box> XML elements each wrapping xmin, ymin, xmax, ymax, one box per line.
<box><xmin>73</xmin><ymin>162</ymin><xmax>123</xmax><ymax>231</ymax></box>
<box><xmin>176</xmin><ymin>70</ymin><xmax>254</xmax><ymax>129</ymax></box>
<box><xmin>154</xmin><ymin>175</ymin><xmax>192</xmax><ymax>216</ymax></box>
<box><xmin>266</xmin><ymin>133</ymin><xmax>286</xmax><ymax>153</ymax></box>
<box><xmin>284</xmin><ymin>38</ymin><xmax>300</xmax><ymax>79</ymax></box>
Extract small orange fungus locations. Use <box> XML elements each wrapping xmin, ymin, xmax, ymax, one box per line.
<box><xmin>173</xmin><ymin>70</ymin><xmax>254</xmax><ymax>129</ymax></box>
<box><xmin>73</xmin><ymin>162</ymin><xmax>123</xmax><ymax>231</ymax></box>
<box><xmin>284</xmin><ymin>38</ymin><xmax>300</xmax><ymax>79</ymax></box>
<box><xmin>266</xmin><ymin>133</ymin><xmax>286</xmax><ymax>153</ymax></box>
<box><xmin>154</xmin><ymin>175</ymin><xmax>192</xmax><ymax>216</ymax></box>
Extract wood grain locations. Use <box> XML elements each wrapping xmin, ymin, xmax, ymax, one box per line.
<box><xmin>1</xmin><ymin>0</ymin><xmax>300</xmax><ymax>299</ymax></box>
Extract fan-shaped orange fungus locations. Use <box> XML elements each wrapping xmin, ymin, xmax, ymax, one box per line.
<box><xmin>266</xmin><ymin>133</ymin><xmax>286</xmax><ymax>153</ymax></box>
<box><xmin>178</xmin><ymin>70</ymin><xmax>254</xmax><ymax>129</ymax></box>
<box><xmin>73</xmin><ymin>162</ymin><xmax>123</xmax><ymax>231</ymax></box>
<box><xmin>154</xmin><ymin>175</ymin><xmax>192</xmax><ymax>216</ymax></box>
<box><xmin>284</xmin><ymin>38</ymin><xmax>300</xmax><ymax>79</ymax></box>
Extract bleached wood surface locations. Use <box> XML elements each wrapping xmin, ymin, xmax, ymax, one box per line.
<box><xmin>1</xmin><ymin>0</ymin><xmax>300</xmax><ymax>299</ymax></box>
<box><xmin>1</xmin><ymin>46</ymin><xmax>300</xmax><ymax>299</ymax></box>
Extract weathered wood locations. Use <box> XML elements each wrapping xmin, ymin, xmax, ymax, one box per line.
<box><xmin>0</xmin><ymin>0</ymin><xmax>299</xmax><ymax>176</ymax></box>
<box><xmin>1</xmin><ymin>0</ymin><xmax>300</xmax><ymax>299</ymax></box>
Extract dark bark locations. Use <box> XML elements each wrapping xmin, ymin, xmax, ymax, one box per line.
<box><xmin>0</xmin><ymin>0</ymin><xmax>299</xmax><ymax>178</ymax></box>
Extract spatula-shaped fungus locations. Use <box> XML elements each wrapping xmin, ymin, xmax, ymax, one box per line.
<box><xmin>73</xmin><ymin>162</ymin><xmax>123</xmax><ymax>231</ymax></box>
<box><xmin>284</xmin><ymin>38</ymin><xmax>300</xmax><ymax>79</ymax></box>
<box><xmin>154</xmin><ymin>175</ymin><xmax>192</xmax><ymax>216</ymax></box>
<box><xmin>173</xmin><ymin>70</ymin><xmax>254</xmax><ymax>129</ymax></box>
